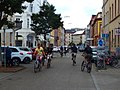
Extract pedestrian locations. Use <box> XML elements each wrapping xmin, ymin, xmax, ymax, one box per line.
<box><xmin>6</xmin><ymin>46</ymin><xmax>12</xmax><ymax>67</ymax></box>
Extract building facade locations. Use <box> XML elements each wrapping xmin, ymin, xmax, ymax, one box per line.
<box><xmin>0</xmin><ymin>0</ymin><xmax>47</xmax><ymax>47</ymax></box>
<box><xmin>87</xmin><ymin>12</ymin><xmax>102</xmax><ymax>46</ymax></box>
<box><xmin>102</xmin><ymin>0</ymin><xmax>120</xmax><ymax>52</ymax></box>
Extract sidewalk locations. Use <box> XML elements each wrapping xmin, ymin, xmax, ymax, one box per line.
<box><xmin>91</xmin><ymin>64</ymin><xmax>120</xmax><ymax>90</ymax></box>
<box><xmin>0</xmin><ymin>65</ymin><xmax>25</xmax><ymax>80</ymax></box>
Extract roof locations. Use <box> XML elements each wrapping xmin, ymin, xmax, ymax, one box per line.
<box><xmin>73</xmin><ymin>30</ymin><xmax>85</xmax><ymax>35</ymax></box>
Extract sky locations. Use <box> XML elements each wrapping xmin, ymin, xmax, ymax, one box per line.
<box><xmin>47</xmin><ymin>0</ymin><xmax>103</xmax><ymax>29</ymax></box>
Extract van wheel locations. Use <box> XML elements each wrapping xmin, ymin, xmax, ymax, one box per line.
<box><xmin>23</xmin><ymin>57</ymin><xmax>30</xmax><ymax>64</ymax></box>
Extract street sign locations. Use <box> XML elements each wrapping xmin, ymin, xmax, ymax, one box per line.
<box><xmin>98</xmin><ymin>39</ymin><xmax>104</xmax><ymax>46</ymax></box>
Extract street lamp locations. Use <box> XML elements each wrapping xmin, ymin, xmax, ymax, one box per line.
<box><xmin>14</xmin><ymin>20</ymin><xmax>23</xmax><ymax>46</ymax></box>
<box><xmin>3</xmin><ymin>25</ymin><xmax>8</xmax><ymax>67</ymax></box>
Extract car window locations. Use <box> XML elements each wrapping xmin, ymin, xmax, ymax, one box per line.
<box><xmin>10</xmin><ymin>48</ymin><xmax>19</xmax><ymax>52</ymax></box>
<box><xmin>19</xmin><ymin>48</ymin><xmax>30</xmax><ymax>51</ymax></box>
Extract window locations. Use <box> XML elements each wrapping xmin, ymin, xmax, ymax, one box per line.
<box><xmin>10</xmin><ymin>48</ymin><xmax>19</xmax><ymax>52</ymax></box>
<box><xmin>27</xmin><ymin>18</ymin><xmax>29</xmax><ymax>28</ymax></box>
<box><xmin>19</xmin><ymin>48</ymin><xmax>30</xmax><ymax>51</ymax></box>
<box><xmin>112</xmin><ymin>4</ymin><xmax>113</xmax><ymax>19</ymax></box>
<box><xmin>10</xmin><ymin>32</ymin><xmax>12</xmax><ymax>43</ymax></box>
<box><xmin>115</xmin><ymin>35</ymin><xmax>116</xmax><ymax>47</ymax></box>
<box><xmin>118</xmin><ymin>0</ymin><xmax>120</xmax><ymax>14</ymax></box>
<box><xmin>109</xmin><ymin>7</ymin><xmax>111</xmax><ymax>21</ymax></box>
<box><xmin>30</xmin><ymin>4</ymin><xmax>33</xmax><ymax>12</ymax></box>
<box><xmin>112</xmin><ymin>30</ymin><xmax>113</xmax><ymax>47</ymax></box>
<box><xmin>16</xmin><ymin>18</ymin><xmax>20</xmax><ymax>21</ymax></box>
<box><xmin>115</xmin><ymin>0</ymin><xmax>116</xmax><ymax>16</ymax></box>
<box><xmin>118</xmin><ymin>35</ymin><xmax>120</xmax><ymax>47</ymax></box>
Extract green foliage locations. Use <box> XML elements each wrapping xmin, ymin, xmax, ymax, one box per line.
<box><xmin>31</xmin><ymin>2</ymin><xmax>63</xmax><ymax>35</ymax></box>
<box><xmin>0</xmin><ymin>0</ymin><xmax>34</xmax><ymax>29</ymax></box>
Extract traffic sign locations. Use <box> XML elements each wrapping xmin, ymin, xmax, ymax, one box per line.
<box><xmin>98</xmin><ymin>39</ymin><xmax>104</xmax><ymax>46</ymax></box>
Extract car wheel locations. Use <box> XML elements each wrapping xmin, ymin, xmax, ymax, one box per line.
<box><xmin>12</xmin><ymin>58</ymin><xmax>20</xmax><ymax>66</ymax></box>
<box><xmin>23</xmin><ymin>57</ymin><xmax>31</xmax><ymax>64</ymax></box>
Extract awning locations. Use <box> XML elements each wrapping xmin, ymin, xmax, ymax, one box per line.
<box><xmin>73</xmin><ymin>30</ymin><xmax>85</xmax><ymax>35</ymax></box>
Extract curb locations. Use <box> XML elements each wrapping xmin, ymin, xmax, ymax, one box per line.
<box><xmin>0</xmin><ymin>66</ymin><xmax>26</xmax><ymax>73</ymax></box>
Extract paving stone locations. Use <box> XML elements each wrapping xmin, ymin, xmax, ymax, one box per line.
<box><xmin>0</xmin><ymin>66</ymin><xmax>25</xmax><ymax>73</ymax></box>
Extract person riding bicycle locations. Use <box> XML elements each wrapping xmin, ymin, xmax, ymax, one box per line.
<box><xmin>45</xmin><ymin>44</ymin><xmax>53</xmax><ymax>57</ymax></box>
<box><xmin>60</xmin><ymin>46</ymin><xmax>63</xmax><ymax>52</ymax></box>
<box><xmin>83</xmin><ymin>44</ymin><xmax>92</xmax><ymax>63</ymax></box>
<box><xmin>34</xmin><ymin>43</ymin><xmax>44</xmax><ymax>64</ymax></box>
<box><xmin>71</xmin><ymin>44</ymin><xmax>77</xmax><ymax>64</ymax></box>
<box><xmin>71</xmin><ymin>44</ymin><xmax>77</xmax><ymax>54</ymax></box>
<box><xmin>60</xmin><ymin>46</ymin><xmax>63</xmax><ymax>56</ymax></box>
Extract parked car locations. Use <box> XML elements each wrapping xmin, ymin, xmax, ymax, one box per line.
<box><xmin>52</xmin><ymin>46</ymin><xmax>60</xmax><ymax>52</ymax></box>
<box><xmin>18</xmin><ymin>47</ymin><xmax>33</xmax><ymax>62</ymax></box>
<box><xmin>1</xmin><ymin>46</ymin><xmax>32</xmax><ymax>64</ymax></box>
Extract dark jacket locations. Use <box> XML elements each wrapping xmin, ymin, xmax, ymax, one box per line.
<box><xmin>71</xmin><ymin>46</ymin><xmax>77</xmax><ymax>53</ymax></box>
<box><xmin>84</xmin><ymin>46</ymin><xmax>92</xmax><ymax>54</ymax></box>
<box><xmin>6</xmin><ymin>47</ymin><xmax>12</xmax><ymax>58</ymax></box>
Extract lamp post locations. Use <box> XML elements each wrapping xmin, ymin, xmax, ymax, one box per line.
<box><xmin>3</xmin><ymin>25</ymin><xmax>7</xmax><ymax>67</ymax></box>
<box><xmin>14</xmin><ymin>20</ymin><xmax>23</xmax><ymax>46</ymax></box>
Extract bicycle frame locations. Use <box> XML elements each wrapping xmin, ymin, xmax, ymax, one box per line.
<box><xmin>34</xmin><ymin>55</ymin><xmax>43</xmax><ymax>73</ymax></box>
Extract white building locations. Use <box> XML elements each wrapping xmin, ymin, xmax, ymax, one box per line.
<box><xmin>1</xmin><ymin>0</ymin><xmax>48</xmax><ymax>47</ymax></box>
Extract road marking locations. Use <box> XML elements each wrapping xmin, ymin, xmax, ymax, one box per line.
<box><xmin>91</xmin><ymin>72</ymin><xmax>100</xmax><ymax>90</ymax></box>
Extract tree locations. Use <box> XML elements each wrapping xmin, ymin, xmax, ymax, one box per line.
<box><xmin>31</xmin><ymin>2</ymin><xmax>63</xmax><ymax>45</ymax></box>
<box><xmin>0</xmin><ymin>0</ymin><xmax>34</xmax><ymax>29</ymax></box>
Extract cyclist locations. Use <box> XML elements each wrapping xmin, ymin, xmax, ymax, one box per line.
<box><xmin>60</xmin><ymin>46</ymin><xmax>63</xmax><ymax>57</ymax></box>
<box><xmin>83</xmin><ymin>44</ymin><xmax>92</xmax><ymax>63</ymax></box>
<box><xmin>46</xmin><ymin>44</ymin><xmax>53</xmax><ymax>56</ymax></box>
<box><xmin>71</xmin><ymin>44</ymin><xmax>77</xmax><ymax>65</ymax></box>
<box><xmin>34</xmin><ymin>43</ymin><xmax>44</xmax><ymax>65</ymax></box>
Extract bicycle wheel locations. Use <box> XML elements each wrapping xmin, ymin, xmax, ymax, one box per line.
<box><xmin>111</xmin><ymin>59</ymin><xmax>119</xmax><ymax>67</ymax></box>
<box><xmin>87</xmin><ymin>63</ymin><xmax>92</xmax><ymax>73</ymax></box>
<box><xmin>81</xmin><ymin>61</ymin><xmax>85</xmax><ymax>71</ymax></box>
<box><xmin>38</xmin><ymin>63</ymin><xmax>42</xmax><ymax>71</ymax></box>
<box><xmin>34</xmin><ymin>60</ymin><xmax>39</xmax><ymax>73</ymax></box>
<box><xmin>47</xmin><ymin>59</ymin><xmax>51</xmax><ymax>68</ymax></box>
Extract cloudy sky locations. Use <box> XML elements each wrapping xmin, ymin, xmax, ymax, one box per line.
<box><xmin>47</xmin><ymin>0</ymin><xmax>103</xmax><ymax>29</ymax></box>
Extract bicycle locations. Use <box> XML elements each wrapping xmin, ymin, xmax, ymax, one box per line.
<box><xmin>72</xmin><ymin>53</ymin><xmax>77</xmax><ymax>66</ymax></box>
<box><xmin>34</xmin><ymin>55</ymin><xmax>43</xmax><ymax>73</ymax></box>
<box><xmin>60</xmin><ymin>50</ymin><xmax>63</xmax><ymax>57</ymax></box>
<box><xmin>96</xmin><ymin>53</ymin><xmax>106</xmax><ymax>70</ymax></box>
<box><xmin>81</xmin><ymin>54</ymin><xmax>92</xmax><ymax>73</ymax></box>
<box><xmin>46</xmin><ymin>53</ymin><xmax>52</xmax><ymax>68</ymax></box>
